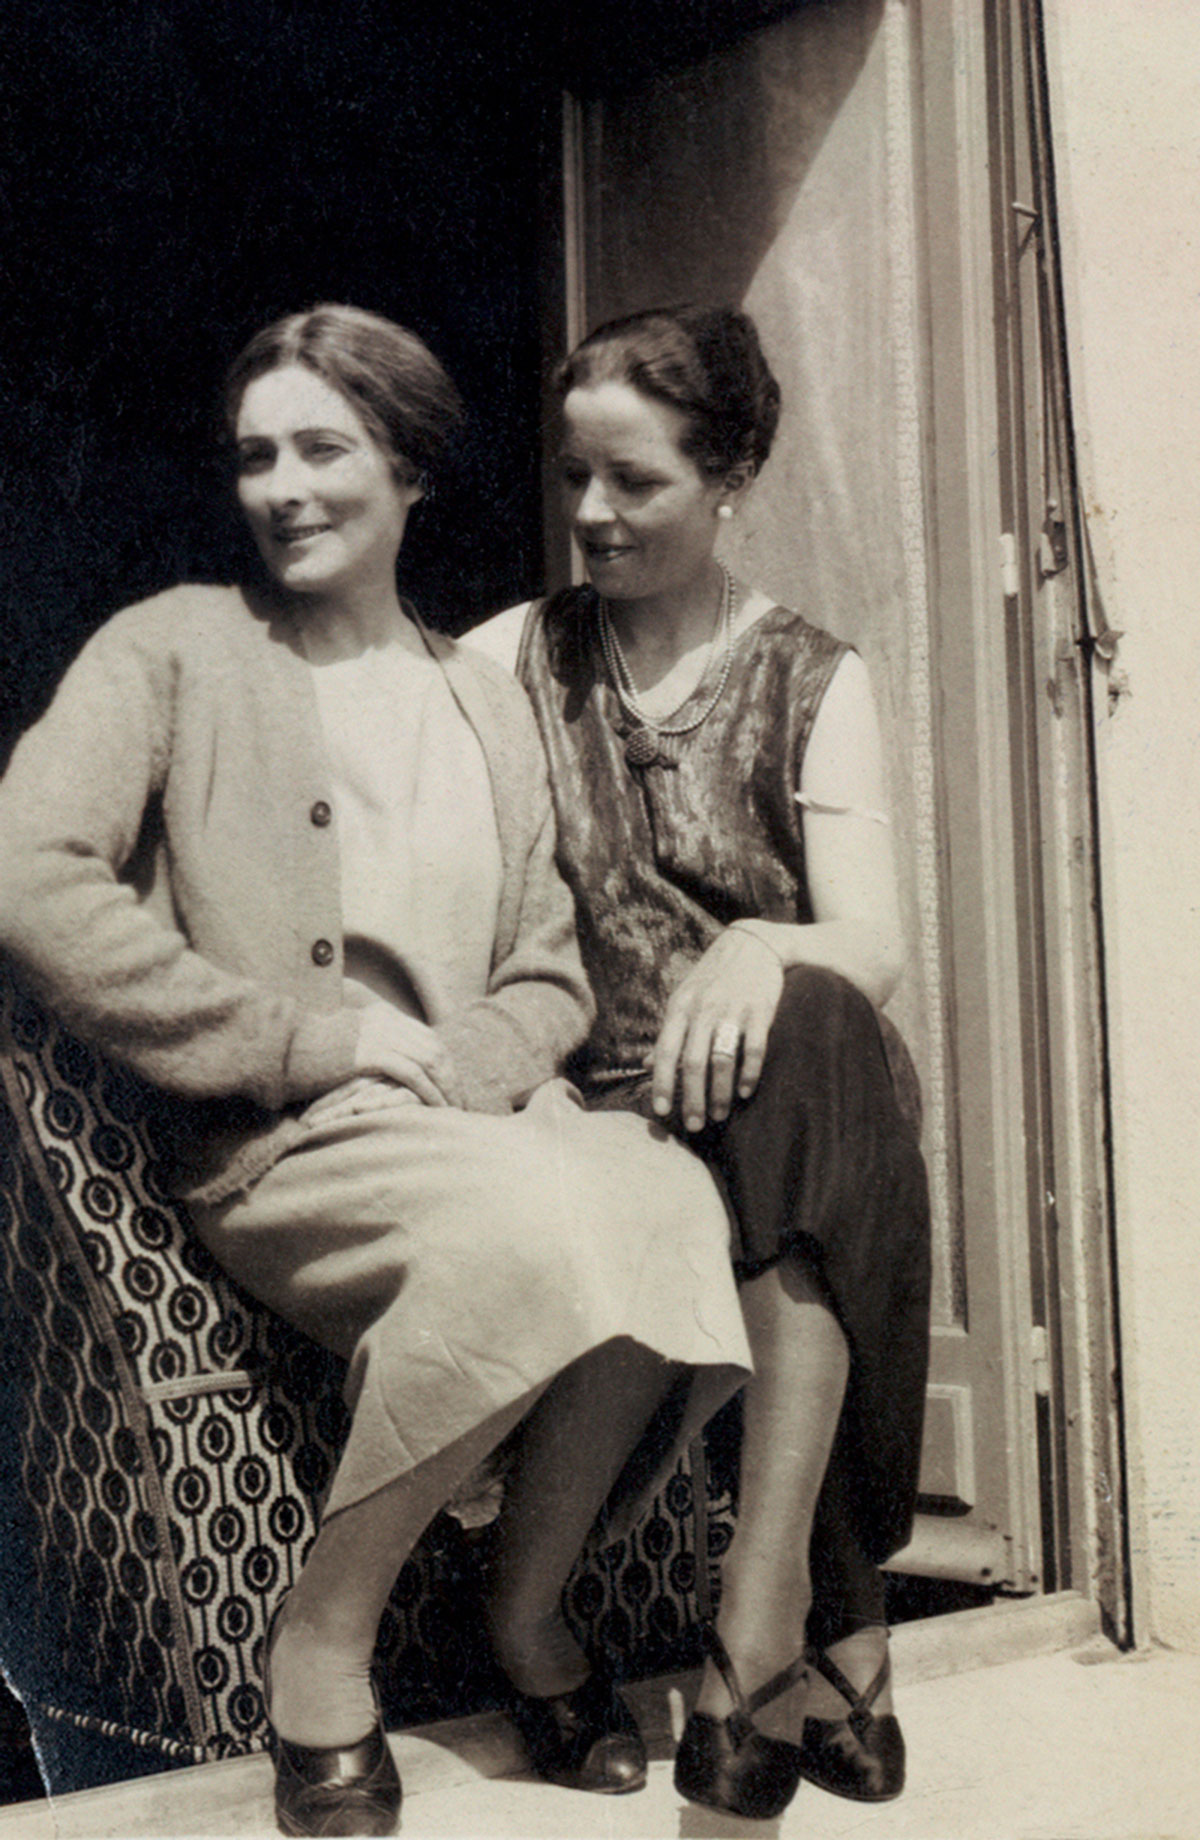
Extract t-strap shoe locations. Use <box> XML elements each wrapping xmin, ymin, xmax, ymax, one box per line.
<box><xmin>673</xmin><ymin>1625</ymin><xmax>807</xmax><ymax>1820</ymax></box>
<box><xmin>798</xmin><ymin>1642</ymin><xmax>905</xmax><ymax>1802</ymax></box>
<box><xmin>505</xmin><ymin>1670</ymin><xmax>648</xmax><ymax>1794</ymax></box>
<box><xmin>262</xmin><ymin>1598</ymin><xmax>402</xmax><ymax>1837</ymax></box>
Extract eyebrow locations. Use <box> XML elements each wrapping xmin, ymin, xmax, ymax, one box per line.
<box><xmin>236</xmin><ymin>425</ymin><xmax>358</xmax><ymax>445</ymax></box>
<box><xmin>556</xmin><ymin>447</ymin><xmax>658</xmax><ymax>470</ymax></box>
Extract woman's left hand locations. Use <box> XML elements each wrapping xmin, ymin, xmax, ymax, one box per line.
<box><xmin>650</xmin><ymin>926</ymin><xmax>784</xmax><ymax>1133</ymax></box>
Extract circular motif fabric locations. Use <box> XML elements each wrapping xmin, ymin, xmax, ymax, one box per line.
<box><xmin>0</xmin><ymin>975</ymin><xmax>730</xmax><ymax>1782</ymax></box>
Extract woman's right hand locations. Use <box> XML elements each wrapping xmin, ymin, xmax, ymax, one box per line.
<box><xmin>650</xmin><ymin>924</ymin><xmax>784</xmax><ymax>1132</ymax></box>
<box><xmin>349</xmin><ymin>1002</ymin><xmax>459</xmax><ymax>1108</ymax></box>
<box><xmin>303</xmin><ymin>1075</ymin><xmax>424</xmax><ymax>1128</ymax></box>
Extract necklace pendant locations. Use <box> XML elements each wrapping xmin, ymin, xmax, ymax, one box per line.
<box><xmin>624</xmin><ymin>725</ymin><xmax>661</xmax><ymax>769</ymax></box>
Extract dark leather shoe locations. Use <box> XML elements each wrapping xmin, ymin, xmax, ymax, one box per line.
<box><xmin>673</xmin><ymin>1625</ymin><xmax>805</xmax><ymax>1820</ymax></box>
<box><xmin>271</xmin><ymin>1723</ymin><xmax>402</xmax><ymax>1837</ymax></box>
<box><xmin>507</xmin><ymin>1671</ymin><xmax>647</xmax><ymax>1794</ymax></box>
<box><xmin>263</xmin><ymin>1597</ymin><xmax>402</xmax><ymax>1837</ymax></box>
<box><xmin>798</xmin><ymin>1643</ymin><xmax>905</xmax><ymax>1803</ymax></box>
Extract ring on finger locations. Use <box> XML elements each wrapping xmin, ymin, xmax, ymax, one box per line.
<box><xmin>711</xmin><ymin>1020</ymin><xmax>741</xmax><ymax>1060</ymax></box>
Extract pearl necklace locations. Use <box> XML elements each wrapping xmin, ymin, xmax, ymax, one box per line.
<box><xmin>598</xmin><ymin>562</ymin><xmax>736</xmax><ymax>769</ymax></box>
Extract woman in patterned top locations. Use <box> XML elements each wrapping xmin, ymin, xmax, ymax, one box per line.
<box><xmin>469</xmin><ymin>304</ymin><xmax>932</xmax><ymax>1821</ymax></box>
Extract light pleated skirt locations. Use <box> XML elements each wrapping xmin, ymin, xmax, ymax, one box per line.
<box><xmin>192</xmin><ymin>1079</ymin><xmax>751</xmax><ymax>1520</ymax></box>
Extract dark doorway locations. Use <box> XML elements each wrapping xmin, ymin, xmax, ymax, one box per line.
<box><xmin>0</xmin><ymin>0</ymin><xmax>557</xmax><ymax>754</ymax></box>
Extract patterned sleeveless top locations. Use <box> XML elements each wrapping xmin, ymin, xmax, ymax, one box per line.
<box><xmin>517</xmin><ymin>586</ymin><xmax>849</xmax><ymax>1086</ymax></box>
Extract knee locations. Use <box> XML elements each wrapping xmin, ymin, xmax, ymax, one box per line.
<box><xmin>753</xmin><ymin>968</ymin><xmax>913</xmax><ymax>1146</ymax></box>
<box><xmin>768</xmin><ymin>966</ymin><xmax>882</xmax><ymax>1069</ymax></box>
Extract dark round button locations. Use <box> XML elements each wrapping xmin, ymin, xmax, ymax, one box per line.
<box><xmin>311</xmin><ymin>938</ymin><xmax>334</xmax><ymax>968</ymax></box>
<box><xmin>310</xmin><ymin>800</ymin><xmax>332</xmax><ymax>828</ymax></box>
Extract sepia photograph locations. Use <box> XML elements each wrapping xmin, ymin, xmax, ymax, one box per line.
<box><xmin>0</xmin><ymin>3</ymin><xmax>1196</xmax><ymax>1837</ymax></box>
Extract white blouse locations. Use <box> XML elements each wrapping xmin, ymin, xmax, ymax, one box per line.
<box><xmin>306</xmin><ymin>640</ymin><xmax>503</xmax><ymax>1025</ymax></box>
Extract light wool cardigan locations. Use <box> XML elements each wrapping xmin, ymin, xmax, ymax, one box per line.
<box><xmin>0</xmin><ymin>583</ymin><xmax>594</xmax><ymax>1200</ymax></box>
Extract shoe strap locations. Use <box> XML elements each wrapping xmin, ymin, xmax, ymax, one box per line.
<box><xmin>746</xmin><ymin>1651</ymin><xmax>808</xmax><ymax>1720</ymax></box>
<box><xmin>806</xmin><ymin>1644</ymin><xmax>889</xmax><ymax>1736</ymax></box>
<box><xmin>699</xmin><ymin>1623</ymin><xmax>749</xmax><ymax>1719</ymax></box>
<box><xmin>699</xmin><ymin>1624</ymin><xmax>807</xmax><ymax>1742</ymax></box>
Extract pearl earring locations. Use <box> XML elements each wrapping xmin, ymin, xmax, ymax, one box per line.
<box><xmin>716</xmin><ymin>504</ymin><xmax>734</xmax><ymax>521</ymax></box>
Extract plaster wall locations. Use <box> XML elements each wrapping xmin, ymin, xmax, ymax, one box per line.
<box><xmin>1044</xmin><ymin>0</ymin><xmax>1200</xmax><ymax>1647</ymax></box>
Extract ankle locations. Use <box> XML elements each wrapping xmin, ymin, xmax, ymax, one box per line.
<box><xmin>267</xmin><ymin>1609</ymin><xmax>377</xmax><ymax>1749</ymax></box>
<box><xmin>486</xmin><ymin>1600</ymin><xmax>590</xmax><ymax>1699</ymax></box>
<box><xmin>693</xmin><ymin>1639</ymin><xmax>809</xmax><ymax>1747</ymax></box>
<box><xmin>805</xmin><ymin>1624</ymin><xmax>893</xmax><ymax>1718</ymax></box>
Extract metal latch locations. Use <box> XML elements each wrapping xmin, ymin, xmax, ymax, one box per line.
<box><xmin>1038</xmin><ymin>499</ymin><xmax>1069</xmax><ymax>580</ymax></box>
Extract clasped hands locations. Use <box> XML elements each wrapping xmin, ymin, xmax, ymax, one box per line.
<box><xmin>305</xmin><ymin>1003</ymin><xmax>459</xmax><ymax>1128</ymax></box>
<box><xmin>650</xmin><ymin>924</ymin><xmax>784</xmax><ymax>1134</ymax></box>
<box><xmin>307</xmin><ymin>925</ymin><xmax>784</xmax><ymax>1135</ymax></box>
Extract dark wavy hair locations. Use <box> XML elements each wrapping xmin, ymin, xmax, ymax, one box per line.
<box><xmin>222</xmin><ymin>303</ymin><xmax>463</xmax><ymax>485</ymax></box>
<box><xmin>556</xmin><ymin>305</ymin><xmax>781</xmax><ymax>480</ymax></box>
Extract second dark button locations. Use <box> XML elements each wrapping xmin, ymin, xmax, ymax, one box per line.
<box><xmin>311</xmin><ymin>938</ymin><xmax>335</xmax><ymax>967</ymax></box>
<box><xmin>310</xmin><ymin>800</ymin><xmax>332</xmax><ymax>828</ymax></box>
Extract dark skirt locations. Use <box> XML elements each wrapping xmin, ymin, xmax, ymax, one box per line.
<box><xmin>585</xmin><ymin>965</ymin><xmax>932</xmax><ymax>1568</ymax></box>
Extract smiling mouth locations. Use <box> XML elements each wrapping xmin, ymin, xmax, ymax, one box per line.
<box><xmin>581</xmin><ymin>540</ymin><xmax>634</xmax><ymax>563</ymax></box>
<box><xmin>273</xmin><ymin>523</ymin><xmax>332</xmax><ymax>545</ymax></box>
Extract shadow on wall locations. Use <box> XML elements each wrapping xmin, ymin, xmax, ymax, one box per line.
<box><xmin>576</xmin><ymin>0</ymin><xmax>881</xmax><ymax>354</ymax></box>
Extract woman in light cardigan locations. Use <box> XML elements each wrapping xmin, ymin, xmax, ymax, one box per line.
<box><xmin>0</xmin><ymin>305</ymin><xmax>750</xmax><ymax>1837</ymax></box>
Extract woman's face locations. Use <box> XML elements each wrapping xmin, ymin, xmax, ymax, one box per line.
<box><xmin>559</xmin><ymin>381</ymin><xmax>727</xmax><ymax>606</ymax></box>
<box><xmin>234</xmin><ymin>364</ymin><xmax>422</xmax><ymax>599</ymax></box>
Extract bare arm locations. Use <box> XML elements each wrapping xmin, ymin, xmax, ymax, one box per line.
<box><xmin>651</xmin><ymin>650</ymin><xmax>904</xmax><ymax>1129</ymax></box>
<box><xmin>740</xmin><ymin>649</ymin><xmax>904</xmax><ymax>1006</ymax></box>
